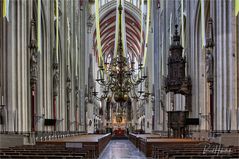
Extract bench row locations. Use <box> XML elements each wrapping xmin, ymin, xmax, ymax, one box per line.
<box><xmin>128</xmin><ymin>133</ymin><xmax>239</xmax><ymax>159</ymax></box>
<box><xmin>1</xmin><ymin>133</ymin><xmax>112</xmax><ymax>158</ymax></box>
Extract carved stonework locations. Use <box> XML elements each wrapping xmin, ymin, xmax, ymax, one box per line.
<box><xmin>75</xmin><ymin>76</ymin><xmax>79</xmax><ymax>94</ymax></box>
<box><xmin>87</xmin><ymin>14</ymin><xmax>94</xmax><ymax>33</ymax></box>
<box><xmin>30</xmin><ymin>20</ymin><xmax>37</xmax><ymax>48</ymax></box>
<box><xmin>30</xmin><ymin>51</ymin><xmax>38</xmax><ymax>84</ymax></box>
<box><xmin>29</xmin><ymin>19</ymin><xmax>38</xmax><ymax>85</ymax></box>
<box><xmin>205</xmin><ymin>18</ymin><xmax>214</xmax><ymax>49</ymax></box>
<box><xmin>205</xmin><ymin>18</ymin><xmax>214</xmax><ymax>83</ymax></box>
<box><xmin>205</xmin><ymin>51</ymin><xmax>213</xmax><ymax>82</ymax></box>
<box><xmin>88</xmin><ymin>54</ymin><xmax>94</xmax><ymax>103</ymax></box>
<box><xmin>75</xmin><ymin>76</ymin><xmax>79</xmax><ymax>108</ymax></box>
<box><xmin>53</xmin><ymin>62</ymin><xmax>59</xmax><ymax>96</ymax></box>
<box><xmin>66</xmin><ymin>65</ymin><xmax>71</xmax><ymax>104</ymax></box>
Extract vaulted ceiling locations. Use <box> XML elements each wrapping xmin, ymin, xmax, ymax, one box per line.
<box><xmin>93</xmin><ymin>8</ymin><xmax>143</xmax><ymax>60</ymax></box>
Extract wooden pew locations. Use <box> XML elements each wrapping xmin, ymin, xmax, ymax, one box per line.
<box><xmin>36</xmin><ymin>133</ymin><xmax>111</xmax><ymax>157</ymax></box>
<box><xmin>138</xmin><ymin>138</ymin><xmax>202</xmax><ymax>157</ymax></box>
<box><xmin>151</xmin><ymin>142</ymin><xmax>238</xmax><ymax>159</ymax></box>
<box><xmin>0</xmin><ymin>133</ymin><xmax>110</xmax><ymax>158</ymax></box>
<box><xmin>0</xmin><ymin>139</ymin><xmax>94</xmax><ymax>158</ymax></box>
<box><xmin>128</xmin><ymin>133</ymin><xmax>162</xmax><ymax>148</ymax></box>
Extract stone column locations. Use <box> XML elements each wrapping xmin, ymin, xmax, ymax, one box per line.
<box><xmin>237</xmin><ymin>13</ymin><xmax>239</xmax><ymax>131</ymax></box>
<box><xmin>153</xmin><ymin>0</ymin><xmax>160</xmax><ymax>131</ymax></box>
<box><xmin>0</xmin><ymin>0</ymin><xmax>4</xmax><ymax>132</ymax></box>
<box><xmin>6</xmin><ymin>0</ymin><xmax>17</xmax><ymax>132</ymax></box>
<box><xmin>17</xmin><ymin>0</ymin><xmax>29</xmax><ymax>132</ymax></box>
<box><xmin>79</xmin><ymin>0</ymin><xmax>87</xmax><ymax>132</ymax></box>
<box><xmin>76</xmin><ymin>0</ymin><xmax>81</xmax><ymax>132</ymax></box>
<box><xmin>58</xmin><ymin>0</ymin><xmax>66</xmax><ymax>131</ymax></box>
<box><xmin>102</xmin><ymin>99</ymin><xmax>106</xmax><ymax>130</ymax></box>
<box><xmin>215</xmin><ymin>0</ymin><xmax>223</xmax><ymax>131</ymax></box>
<box><xmin>53</xmin><ymin>60</ymin><xmax>59</xmax><ymax>131</ymax></box>
<box><xmin>210</xmin><ymin>0</ymin><xmax>216</xmax><ymax>132</ymax></box>
<box><xmin>228</xmin><ymin>1</ymin><xmax>237</xmax><ymax>131</ymax></box>
<box><xmin>132</xmin><ymin>99</ymin><xmax>137</xmax><ymax>130</ymax></box>
<box><xmin>66</xmin><ymin>66</ymin><xmax>71</xmax><ymax>131</ymax></box>
<box><xmin>205</xmin><ymin>17</ymin><xmax>215</xmax><ymax>131</ymax></box>
<box><xmin>75</xmin><ymin>76</ymin><xmax>79</xmax><ymax>131</ymax></box>
<box><xmin>29</xmin><ymin>19</ymin><xmax>38</xmax><ymax>132</ymax></box>
<box><xmin>70</xmin><ymin>0</ymin><xmax>75</xmax><ymax>131</ymax></box>
<box><xmin>86</xmin><ymin>102</ymin><xmax>94</xmax><ymax>133</ymax></box>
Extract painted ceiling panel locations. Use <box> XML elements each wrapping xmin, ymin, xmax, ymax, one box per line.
<box><xmin>93</xmin><ymin>8</ymin><xmax>143</xmax><ymax>59</ymax></box>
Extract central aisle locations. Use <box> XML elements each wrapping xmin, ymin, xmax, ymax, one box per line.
<box><xmin>99</xmin><ymin>140</ymin><xmax>147</xmax><ymax>159</ymax></box>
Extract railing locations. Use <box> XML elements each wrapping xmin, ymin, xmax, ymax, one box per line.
<box><xmin>35</xmin><ymin>131</ymin><xmax>86</xmax><ymax>142</ymax></box>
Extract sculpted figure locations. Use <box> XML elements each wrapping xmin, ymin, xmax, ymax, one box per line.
<box><xmin>206</xmin><ymin>51</ymin><xmax>213</xmax><ymax>82</ymax></box>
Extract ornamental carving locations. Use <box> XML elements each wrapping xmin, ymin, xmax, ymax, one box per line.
<box><xmin>205</xmin><ymin>18</ymin><xmax>214</xmax><ymax>83</ymax></box>
<box><xmin>88</xmin><ymin>54</ymin><xmax>94</xmax><ymax>103</ymax></box>
<box><xmin>66</xmin><ymin>65</ymin><xmax>72</xmax><ymax>104</ymax></box>
<box><xmin>87</xmin><ymin>14</ymin><xmax>95</xmax><ymax>33</ymax></box>
<box><xmin>53</xmin><ymin>62</ymin><xmax>59</xmax><ymax>96</ymax></box>
<box><xmin>75</xmin><ymin>76</ymin><xmax>79</xmax><ymax>108</ymax></box>
<box><xmin>30</xmin><ymin>51</ymin><xmax>38</xmax><ymax>84</ymax></box>
<box><xmin>29</xmin><ymin>19</ymin><xmax>38</xmax><ymax>85</ymax></box>
<box><xmin>205</xmin><ymin>51</ymin><xmax>213</xmax><ymax>82</ymax></box>
<box><xmin>165</xmin><ymin>25</ymin><xmax>191</xmax><ymax>96</ymax></box>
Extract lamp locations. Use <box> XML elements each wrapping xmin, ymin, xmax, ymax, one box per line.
<box><xmin>92</xmin><ymin>86</ymin><xmax>109</xmax><ymax>101</ymax></box>
<box><xmin>93</xmin><ymin>1</ymin><xmax>147</xmax><ymax>103</ymax></box>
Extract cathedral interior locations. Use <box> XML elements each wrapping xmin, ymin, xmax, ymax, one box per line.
<box><xmin>0</xmin><ymin>0</ymin><xmax>239</xmax><ymax>158</ymax></box>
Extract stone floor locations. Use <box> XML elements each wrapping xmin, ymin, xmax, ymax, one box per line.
<box><xmin>99</xmin><ymin>140</ymin><xmax>147</xmax><ymax>159</ymax></box>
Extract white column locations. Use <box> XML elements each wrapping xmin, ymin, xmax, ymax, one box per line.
<box><xmin>153</xmin><ymin>0</ymin><xmax>160</xmax><ymax>131</ymax></box>
<box><xmin>132</xmin><ymin>99</ymin><xmax>137</xmax><ymax>128</ymax></box>
<box><xmin>145</xmin><ymin>100</ymin><xmax>152</xmax><ymax>133</ymax></box>
<box><xmin>189</xmin><ymin>2</ymin><xmax>195</xmax><ymax>118</ymax></box>
<box><xmin>86</xmin><ymin>103</ymin><xmax>94</xmax><ymax>133</ymax></box>
<box><xmin>7</xmin><ymin>0</ymin><xmax>17</xmax><ymax>132</ymax></box>
<box><xmin>16</xmin><ymin>0</ymin><xmax>22</xmax><ymax>132</ymax></box>
<box><xmin>79</xmin><ymin>1</ymin><xmax>87</xmax><ymax>132</ymax></box>
<box><xmin>70</xmin><ymin>0</ymin><xmax>76</xmax><ymax>131</ymax></box>
<box><xmin>102</xmin><ymin>100</ymin><xmax>106</xmax><ymax>129</ymax></box>
<box><xmin>228</xmin><ymin>1</ymin><xmax>237</xmax><ymax>131</ymax></box>
<box><xmin>59</xmin><ymin>1</ymin><xmax>69</xmax><ymax>131</ymax></box>
<box><xmin>216</xmin><ymin>1</ymin><xmax>223</xmax><ymax>130</ymax></box>
<box><xmin>21</xmin><ymin>0</ymin><xmax>29</xmax><ymax>132</ymax></box>
<box><xmin>199</xmin><ymin>45</ymin><xmax>206</xmax><ymax>131</ymax></box>
<box><xmin>222</xmin><ymin>1</ymin><xmax>227</xmax><ymax>131</ymax></box>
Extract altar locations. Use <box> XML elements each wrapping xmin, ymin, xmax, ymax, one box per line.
<box><xmin>114</xmin><ymin>128</ymin><xmax>125</xmax><ymax>137</ymax></box>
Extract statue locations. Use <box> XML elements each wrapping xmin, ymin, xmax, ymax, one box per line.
<box><xmin>205</xmin><ymin>50</ymin><xmax>213</xmax><ymax>82</ymax></box>
<box><xmin>53</xmin><ymin>69</ymin><xmax>59</xmax><ymax>96</ymax></box>
<box><xmin>66</xmin><ymin>64</ymin><xmax>71</xmax><ymax>104</ymax></box>
<box><xmin>30</xmin><ymin>50</ymin><xmax>38</xmax><ymax>84</ymax></box>
<box><xmin>29</xmin><ymin>19</ymin><xmax>38</xmax><ymax>84</ymax></box>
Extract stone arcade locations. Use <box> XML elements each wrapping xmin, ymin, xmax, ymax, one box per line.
<box><xmin>0</xmin><ymin>0</ymin><xmax>238</xmax><ymax>158</ymax></box>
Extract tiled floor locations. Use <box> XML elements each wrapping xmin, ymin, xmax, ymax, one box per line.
<box><xmin>99</xmin><ymin>140</ymin><xmax>147</xmax><ymax>159</ymax></box>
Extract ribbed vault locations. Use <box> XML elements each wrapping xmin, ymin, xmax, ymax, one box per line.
<box><xmin>93</xmin><ymin>5</ymin><xmax>143</xmax><ymax>61</ymax></box>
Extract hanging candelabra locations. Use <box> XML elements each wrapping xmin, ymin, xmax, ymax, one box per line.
<box><xmin>93</xmin><ymin>1</ymin><xmax>147</xmax><ymax>103</ymax></box>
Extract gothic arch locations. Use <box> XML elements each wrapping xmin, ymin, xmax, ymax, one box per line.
<box><xmin>193</xmin><ymin>0</ymin><xmax>211</xmax><ymax>130</ymax></box>
<box><xmin>92</xmin><ymin>1</ymin><xmax>143</xmax><ymax>62</ymax></box>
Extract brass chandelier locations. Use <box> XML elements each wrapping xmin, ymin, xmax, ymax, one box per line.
<box><xmin>93</xmin><ymin>1</ymin><xmax>148</xmax><ymax>103</ymax></box>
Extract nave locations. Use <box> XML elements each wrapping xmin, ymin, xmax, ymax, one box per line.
<box><xmin>1</xmin><ymin>133</ymin><xmax>239</xmax><ymax>159</ymax></box>
<box><xmin>99</xmin><ymin>140</ymin><xmax>146</xmax><ymax>159</ymax></box>
<box><xmin>0</xmin><ymin>0</ymin><xmax>239</xmax><ymax>158</ymax></box>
